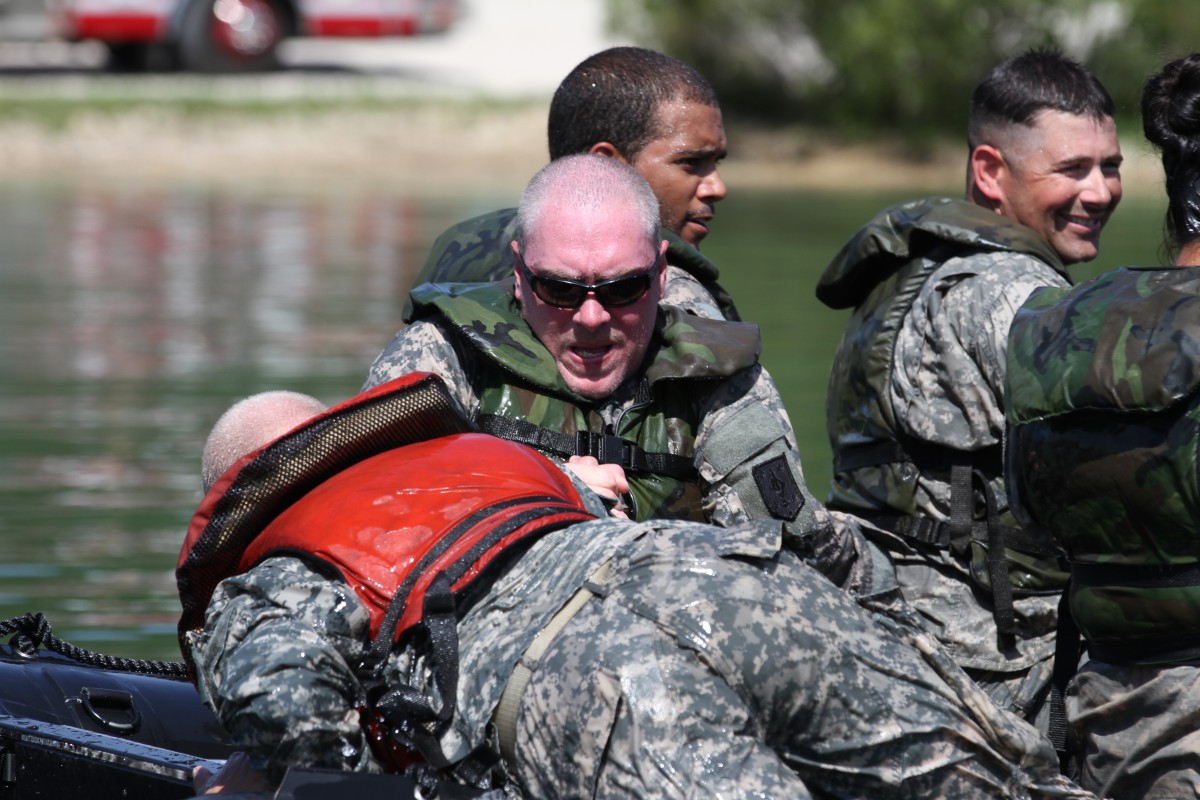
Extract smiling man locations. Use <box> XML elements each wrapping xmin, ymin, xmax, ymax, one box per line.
<box><xmin>363</xmin><ymin>155</ymin><xmax>881</xmax><ymax>595</ymax></box>
<box><xmin>411</xmin><ymin>46</ymin><xmax>738</xmax><ymax>322</ymax></box>
<box><xmin>816</xmin><ymin>47</ymin><xmax>1122</xmax><ymax>733</ymax></box>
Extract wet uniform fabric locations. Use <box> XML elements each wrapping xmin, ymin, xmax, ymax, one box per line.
<box><xmin>191</xmin><ymin>514</ymin><xmax>1096</xmax><ymax>799</ymax></box>
<box><xmin>818</xmin><ymin>197</ymin><xmax>1071</xmax><ymax>724</ymax></box>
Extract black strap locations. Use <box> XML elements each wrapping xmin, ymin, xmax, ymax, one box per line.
<box><xmin>889</xmin><ymin>514</ymin><xmax>953</xmax><ymax>548</ymax></box>
<box><xmin>857</xmin><ymin>458</ymin><xmax>1037</xmax><ymax>640</ymax></box>
<box><xmin>477</xmin><ymin>414</ymin><xmax>695</xmax><ymax>480</ymax></box>
<box><xmin>1048</xmin><ymin>584</ymin><xmax>1081</xmax><ymax>773</ymax></box>
<box><xmin>834</xmin><ymin>439</ymin><xmax>1003</xmax><ymax>476</ymax></box>
<box><xmin>357</xmin><ymin>498</ymin><xmax>592</xmax><ymax>782</ymax></box>
<box><xmin>369</xmin><ymin>573</ymin><xmax>459</xmax><ymax>770</ymax></box>
<box><xmin>976</xmin><ymin>468</ymin><xmax>1016</xmax><ymax>641</ymax></box>
<box><xmin>947</xmin><ymin>460</ymin><xmax>975</xmax><ymax>555</ymax></box>
<box><xmin>1071</xmin><ymin>560</ymin><xmax>1200</xmax><ymax>589</ymax></box>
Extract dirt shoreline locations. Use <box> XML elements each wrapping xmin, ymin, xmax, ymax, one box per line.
<box><xmin>0</xmin><ymin>100</ymin><xmax>1162</xmax><ymax>195</ymax></box>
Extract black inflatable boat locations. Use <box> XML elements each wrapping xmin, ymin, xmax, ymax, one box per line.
<box><xmin>0</xmin><ymin>614</ymin><xmax>461</xmax><ymax>799</ymax></box>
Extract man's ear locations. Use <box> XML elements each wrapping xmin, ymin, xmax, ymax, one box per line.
<box><xmin>655</xmin><ymin>240</ymin><xmax>668</xmax><ymax>294</ymax></box>
<box><xmin>511</xmin><ymin>242</ymin><xmax>525</xmax><ymax>294</ymax></box>
<box><xmin>969</xmin><ymin>144</ymin><xmax>1007</xmax><ymax>206</ymax></box>
<box><xmin>588</xmin><ymin>142</ymin><xmax>630</xmax><ymax>164</ymax></box>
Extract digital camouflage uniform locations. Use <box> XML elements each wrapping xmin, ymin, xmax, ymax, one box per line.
<box><xmin>192</xmin><ymin>513</ymin><xmax>1099</xmax><ymax>799</ymax></box>
<box><xmin>817</xmin><ymin>197</ymin><xmax>1072</xmax><ymax>724</ymax></box>
<box><xmin>410</xmin><ymin>207</ymin><xmax>739</xmax><ymax>321</ymax></box>
<box><xmin>1007</xmin><ymin>265</ymin><xmax>1200</xmax><ymax>799</ymax></box>
<box><xmin>363</xmin><ymin>280</ymin><xmax>876</xmax><ymax>588</ymax></box>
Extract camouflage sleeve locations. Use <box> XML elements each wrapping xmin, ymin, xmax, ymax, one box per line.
<box><xmin>692</xmin><ymin>365</ymin><xmax>892</xmax><ymax>594</ymax></box>
<box><xmin>361</xmin><ymin>319</ymin><xmax>479</xmax><ymax>412</ymax></box>
<box><xmin>189</xmin><ymin>556</ymin><xmax>379</xmax><ymax>783</ymax></box>
<box><xmin>661</xmin><ymin>264</ymin><xmax>726</xmax><ymax>320</ymax></box>
<box><xmin>895</xmin><ymin>252</ymin><xmax>1068</xmax><ymax>449</ymax></box>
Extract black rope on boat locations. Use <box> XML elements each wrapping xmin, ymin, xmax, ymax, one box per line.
<box><xmin>0</xmin><ymin>613</ymin><xmax>189</xmax><ymax>680</ymax></box>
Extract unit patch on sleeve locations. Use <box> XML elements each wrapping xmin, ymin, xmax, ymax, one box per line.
<box><xmin>752</xmin><ymin>455</ymin><xmax>804</xmax><ymax>521</ymax></box>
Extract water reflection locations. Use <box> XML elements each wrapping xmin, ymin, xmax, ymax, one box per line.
<box><xmin>0</xmin><ymin>183</ymin><xmax>499</xmax><ymax>660</ymax></box>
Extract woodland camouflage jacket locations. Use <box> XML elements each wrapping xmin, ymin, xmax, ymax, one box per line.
<box><xmin>1007</xmin><ymin>265</ymin><xmax>1200</xmax><ymax>665</ymax></box>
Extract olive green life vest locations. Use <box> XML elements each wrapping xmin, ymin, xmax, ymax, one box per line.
<box><xmin>407</xmin><ymin>207</ymin><xmax>740</xmax><ymax>322</ymax></box>
<box><xmin>818</xmin><ymin>197</ymin><xmax>1070</xmax><ymax>635</ymax></box>
<box><xmin>409</xmin><ymin>281</ymin><xmax>761</xmax><ymax>521</ymax></box>
<box><xmin>1007</xmin><ymin>266</ymin><xmax>1200</xmax><ymax>665</ymax></box>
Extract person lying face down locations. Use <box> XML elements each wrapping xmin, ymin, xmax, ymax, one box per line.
<box><xmin>182</xmin><ymin>373</ymin><xmax>1097</xmax><ymax>799</ymax></box>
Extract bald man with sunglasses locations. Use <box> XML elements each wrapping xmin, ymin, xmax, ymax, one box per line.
<box><xmin>364</xmin><ymin>154</ymin><xmax>883</xmax><ymax>593</ymax></box>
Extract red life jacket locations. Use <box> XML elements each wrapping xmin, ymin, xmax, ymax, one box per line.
<box><xmin>242</xmin><ymin>432</ymin><xmax>596</xmax><ymax>639</ymax></box>
<box><xmin>177</xmin><ymin>371</ymin><xmax>595</xmax><ymax>670</ymax></box>
<box><xmin>176</xmin><ymin>372</ymin><xmax>596</xmax><ymax>777</ymax></box>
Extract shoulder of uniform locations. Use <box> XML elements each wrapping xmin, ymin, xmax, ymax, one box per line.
<box><xmin>1008</xmin><ymin>266</ymin><xmax>1200</xmax><ymax>422</ymax></box>
<box><xmin>818</xmin><ymin>197</ymin><xmax>1066</xmax><ymax>309</ymax></box>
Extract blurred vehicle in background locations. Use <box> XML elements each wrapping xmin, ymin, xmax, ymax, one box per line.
<box><xmin>0</xmin><ymin>0</ymin><xmax>457</xmax><ymax>71</ymax></box>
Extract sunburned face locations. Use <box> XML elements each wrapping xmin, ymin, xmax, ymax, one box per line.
<box><xmin>514</xmin><ymin>204</ymin><xmax>667</xmax><ymax>401</ymax></box>
<box><xmin>626</xmin><ymin>100</ymin><xmax>728</xmax><ymax>249</ymax></box>
<box><xmin>985</xmin><ymin>110</ymin><xmax>1123</xmax><ymax>264</ymax></box>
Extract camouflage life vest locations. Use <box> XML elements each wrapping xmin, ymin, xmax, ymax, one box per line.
<box><xmin>817</xmin><ymin>197</ymin><xmax>1069</xmax><ymax>633</ymax></box>
<box><xmin>408</xmin><ymin>207</ymin><xmax>741</xmax><ymax>321</ymax></box>
<box><xmin>1007</xmin><ymin>266</ymin><xmax>1200</xmax><ymax>665</ymax></box>
<box><xmin>408</xmin><ymin>281</ymin><xmax>762</xmax><ymax>522</ymax></box>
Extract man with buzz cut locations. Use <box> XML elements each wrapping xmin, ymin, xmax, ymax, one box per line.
<box><xmin>413</xmin><ymin>45</ymin><xmax>738</xmax><ymax>322</ymax></box>
<box><xmin>817</xmin><ymin>47</ymin><xmax>1123</xmax><ymax>730</ymax></box>
<box><xmin>367</xmin><ymin>153</ymin><xmax>887</xmax><ymax>596</ymax></box>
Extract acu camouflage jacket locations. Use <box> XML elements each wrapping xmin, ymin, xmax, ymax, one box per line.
<box><xmin>817</xmin><ymin>196</ymin><xmax>1070</xmax><ymax>623</ymax></box>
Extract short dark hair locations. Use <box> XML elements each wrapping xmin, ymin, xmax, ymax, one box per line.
<box><xmin>968</xmin><ymin>47</ymin><xmax>1114</xmax><ymax>150</ymax></box>
<box><xmin>548</xmin><ymin>47</ymin><xmax>719</xmax><ymax>162</ymax></box>
<box><xmin>1142</xmin><ymin>52</ymin><xmax>1200</xmax><ymax>251</ymax></box>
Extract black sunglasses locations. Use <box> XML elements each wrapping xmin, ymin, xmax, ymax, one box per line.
<box><xmin>517</xmin><ymin>252</ymin><xmax>657</xmax><ymax>309</ymax></box>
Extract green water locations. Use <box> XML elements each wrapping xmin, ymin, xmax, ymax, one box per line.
<box><xmin>0</xmin><ymin>183</ymin><xmax>1167</xmax><ymax>661</ymax></box>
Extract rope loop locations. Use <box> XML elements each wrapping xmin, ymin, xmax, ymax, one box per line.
<box><xmin>0</xmin><ymin>612</ymin><xmax>189</xmax><ymax>680</ymax></box>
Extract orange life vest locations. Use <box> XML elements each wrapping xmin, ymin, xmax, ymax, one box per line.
<box><xmin>176</xmin><ymin>373</ymin><xmax>596</xmax><ymax>778</ymax></box>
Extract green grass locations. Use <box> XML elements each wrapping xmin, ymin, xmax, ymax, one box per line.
<box><xmin>0</xmin><ymin>77</ymin><xmax>542</xmax><ymax>131</ymax></box>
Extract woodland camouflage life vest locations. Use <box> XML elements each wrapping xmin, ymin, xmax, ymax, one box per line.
<box><xmin>817</xmin><ymin>197</ymin><xmax>1069</xmax><ymax>634</ymax></box>
<box><xmin>1007</xmin><ymin>266</ymin><xmax>1200</xmax><ymax>665</ymax></box>
<box><xmin>406</xmin><ymin>207</ymin><xmax>741</xmax><ymax>321</ymax></box>
<box><xmin>176</xmin><ymin>373</ymin><xmax>596</xmax><ymax>771</ymax></box>
<box><xmin>408</xmin><ymin>281</ymin><xmax>762</xmax><ymax>522</ymax></box>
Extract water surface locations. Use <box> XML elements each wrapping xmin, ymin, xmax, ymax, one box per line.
<box><xmin>0</xmin><ymin>181</ymin><xmax>1162</xmax><ymax>660</ymax></box>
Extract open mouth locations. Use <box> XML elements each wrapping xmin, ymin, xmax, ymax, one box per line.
<box><xmin>571</xmin><ymin>345</ymin><xmax>611</xmax><ymax>362</ymax></box>
<box><xmin>1061</xmin><ymin>213</ymin><xmax>1105</xmax><ymax>234</ymax></box>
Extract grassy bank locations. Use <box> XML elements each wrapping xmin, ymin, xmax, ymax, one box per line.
<box><xmin>0</xmin><ymin>73</ymin><xmax>1164</xmax><ymax>195</ymax></box>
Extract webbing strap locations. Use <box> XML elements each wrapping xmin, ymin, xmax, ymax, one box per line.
<box><xmin>477</xmin><ymin>414</ymin><xmax>695</xmax><ymax>480</ymax></box>
<box><xmin>834</xmin><ymin>439</ymin><xmax>1003</xmax><ymax>476</ymax></box>
<box><xmin>947</xmin><ymin>461</ymin><xmax>975</xmax><ymax>554</ymax></box>
<box><xmin>493</xmin><ymin>561</ymin><xmax>612</xmax><ymax>768</ymax></box>
<box><xmin>369</xmin><ymin>573</ymin><xmax>458</xmax><ymax>771</ymax></box>
<box><xmin>978</xmin><ymin>468</ymin><xmax>1016</xmax><ymax>640</ymax></box>
<box><xmin>857</xmin><ymin>461</ymin><xmax>1040</xmax><ymax>640</ymax></box>
<box><xmin>1071</xmin><ymin>560</ymin><xmax>1200</xmax><ymax>589</ymax></box>
<box><xmin>1048</xmin><ymin>585</ymin><xmax>1081</xmax><ymax>772</ymax></box>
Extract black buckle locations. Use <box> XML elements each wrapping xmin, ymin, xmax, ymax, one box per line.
<box><xmin>894</xmin><ymin>515</ymin><xmax>952</xmax><ymax>549</ymax></box>
<box><xmin>575</xmin><ymin>430</ymin><xmax>630</xmax><ymax>466</ymax></box>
